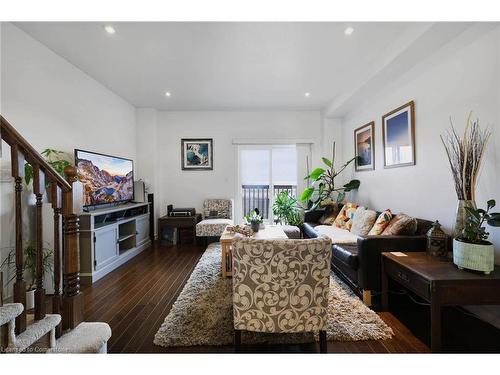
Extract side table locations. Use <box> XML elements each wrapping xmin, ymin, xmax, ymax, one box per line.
<box><xmin>381</xmin><ymin>251</ymin><xmax>500</xmax><ymax>352</ymax></box>
<box><xmin>158</xmin><ymin>214</ymin><xmax>202</xmax><ymax>245</ymax></box>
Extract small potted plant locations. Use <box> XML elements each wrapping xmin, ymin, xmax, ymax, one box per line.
<box><xmin>245</xmin><ymin>208</ymin><xmax>263</xmax><ymax>232</ymax></box>
<box><xmin>453</xmin><ymin>200</ymin><xmax>500</xmax><ymax>274</ymax></box>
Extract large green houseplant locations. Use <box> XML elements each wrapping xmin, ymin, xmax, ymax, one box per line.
<box><xmin>300</xmin><ymin>143</ymin><xmax>360</xmax><ymax>210</ymax></box>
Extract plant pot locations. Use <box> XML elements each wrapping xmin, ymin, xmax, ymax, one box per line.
<box><xmin>453</xmin><ymin>238</ymin><xmax>494</xmax><ymax>274</ymax></box>
<box><xmin>251</xmin><ymin>221</ymin><xmax>260</xmax><ymax>232</ymax></box>
<box><xmin>453</xmin><ymin>200</ymin><xmax>476</xmax><ymax>238</ymax></box>
<box><xmin>26</xmin><ymin>289</ymin><xmax>35</xmax><ymax>310</ymax></box>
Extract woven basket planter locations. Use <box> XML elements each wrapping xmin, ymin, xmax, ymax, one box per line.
<box><xmin>453</xmin><ymin>239</ymin><xmax>494</xmax><ymax>275</ymax></box>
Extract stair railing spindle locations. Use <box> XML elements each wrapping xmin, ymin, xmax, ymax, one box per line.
<box><xmin>33</xmin><ymin>163</ymin><xmax>46</xmax><ymax>320</ymax></box>
<box><xmin>10</xmin><ymin>144</ymin><xmax>27</xmax><ymax>334</ymax></box>
<box><xmin>51</xmin><ymin>182</ymin><xmax>63</xmax><ymax>337</ymax></box>
<box><xmin>61</xmin><ymin>166</ymin><xmax>83</xmax><ymax>330</ymax></box>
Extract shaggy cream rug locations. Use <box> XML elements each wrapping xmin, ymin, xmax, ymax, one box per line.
<box><xmin>154</xmin><ymin>243</ymin><xmax>393</xmax><ymax>347</ymax></box>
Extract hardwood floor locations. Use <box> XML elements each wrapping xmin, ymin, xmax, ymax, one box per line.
<box><xmin>80</xmin><ymin>241</ymin><xmax>430</xmax><ymax>353</ymax></box>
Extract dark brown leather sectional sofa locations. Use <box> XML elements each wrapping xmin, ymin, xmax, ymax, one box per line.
<box><xmin>302</xmin><ymin>209</ymin><xmax>433</xmax><ymax>306</ymax></box>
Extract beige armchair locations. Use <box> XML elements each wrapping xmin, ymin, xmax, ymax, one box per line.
<box><xmin>231</xmin><ymin>235</ymin><xmax>332</xmax><ymax>353</ymax></box>
<box><xmin>195</xmin><ymin>199</ymin><xmax>234</xmax><ymax>238</ymax></box>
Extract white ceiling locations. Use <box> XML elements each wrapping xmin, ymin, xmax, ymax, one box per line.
<box><xmin>13</xmin><ymin>22</ymin><xmax>473</xmax><ymax>112</ymax></box>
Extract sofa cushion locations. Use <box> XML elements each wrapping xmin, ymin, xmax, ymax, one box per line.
<box><xmin>333</xmin><ymin>202</ymin><xmax>359</xmax><ymax>230</ymax></box>
<box><xmin>368</xmin><ymin>209</ymin><xmax>393</xmax><ymax>235</ymax></box>
<box><xmin>350</xmin><ymin>207</ymin><xmax>377</xmax><ymax>236</ymax></box>
<box><xmin>332</xmin><ymin>243</ymin><xmax>359</xmax><ymax>270</ymax></box>
<box><xmin>318</xmin><ymin>203</ymin><xmax>342</xmax><ymax>225</ymax></box>
<box><xmin>315</xmin><ymin>225</ymin><xmax>359</xmax><ymax>245</ymax></box>
<box><xmin>382</xmin><ymin>213</ymin><xmax>418</xmax><ymax>236</ymax></box>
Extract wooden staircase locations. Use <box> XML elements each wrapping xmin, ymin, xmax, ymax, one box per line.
<box><xmin>0</xmin><ymin>116</ymin><xmax>111</xmax><ymax>353</ymax></box>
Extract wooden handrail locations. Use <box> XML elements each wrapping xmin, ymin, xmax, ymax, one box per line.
<box><xmin>1</xmin><ymin>115</ymin><xmax>72</xmax><ymax>191</ymax></box>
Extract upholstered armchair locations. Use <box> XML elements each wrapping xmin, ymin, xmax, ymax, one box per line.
<box><xmin>195</xmin><ymin>199</ymin><xmax>234</xmax><ymax>238</ymax></box>
<box><xmin>231</xmin><ymin>235</ymin><xmax>332</xmax><ymax>353</ymax></box>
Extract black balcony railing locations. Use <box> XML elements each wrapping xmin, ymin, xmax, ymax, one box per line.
<box><xmin>242</xmin><ymin>184</ymin><xmax>297</xmax><ymax>219</ymax></box>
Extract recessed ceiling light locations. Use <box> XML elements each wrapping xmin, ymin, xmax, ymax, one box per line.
<box><xmin>344</xmin><ymin>27</ymin><xmax>354</xmax><ymax>36</ymax></box>
<box><xmin>165</xmin><ymin>91</ymin><xmax>172</xmax><ymax>97</ymax></box>
<box><xmin>304</xmin><ymin>92</ymin><xmax>311</xmax><ymax>97</ymax></box>
<box><xmin>104</xmin><ymin>25</ymin><xmax>116</xmax><ymax>35</ymax></box>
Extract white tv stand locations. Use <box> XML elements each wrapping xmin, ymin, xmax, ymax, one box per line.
<box><xmin>79</xmin><ymin>202</ymin><xmax>151</xmax><ymax>284</ymax></box>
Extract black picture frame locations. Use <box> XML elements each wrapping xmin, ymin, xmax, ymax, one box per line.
<box><xmin>181</xmin><ymin>138</ymin><xmax>214</xmax><ymax>170</ymax></box>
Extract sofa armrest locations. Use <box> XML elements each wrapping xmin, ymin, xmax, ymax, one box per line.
<box><xmin>304</xmin><ymin>209</ymin><xmax>325</xmax><ymax>224</ymax></box>
<box><xmin>356</xmin><ymin>235</ymin><xmax>427</xmax><ymax>292</ymax></box>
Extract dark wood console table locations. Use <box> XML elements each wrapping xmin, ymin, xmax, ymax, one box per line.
<box><xmin>158</xmin><ymin>214</ymin><xmax>202</xmax><ymax>245</ymax></box>
<box><xmin>381</xmin><ymin>252</ymin><xmax>500</xmax><ymax>352</ymax></box>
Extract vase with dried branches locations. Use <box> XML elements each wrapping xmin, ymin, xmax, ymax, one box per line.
<box><xmin>440</xmin><ymin>113</ymin><xmax>492</xmax><ymax>237</ymax></box>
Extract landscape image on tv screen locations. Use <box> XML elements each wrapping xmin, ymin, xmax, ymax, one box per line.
<box><xmin>75</xmin><ymin>150</ymin><xmax>134</xmax><ymax>207</ymax></box>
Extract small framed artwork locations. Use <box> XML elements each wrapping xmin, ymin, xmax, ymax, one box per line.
<box><xmin>354</xmin><ymin>121</ymin><xmax>375</xmax><ymax>171</ymax></box>
<box><xmin>181</xmin><ymin>138</ymin><xmax>213</xmax><ymax>170</ymax></box>
<box><xmin>382</xmin><ymin>100</ymin><xmax>415</xmax><ymax>168</ymax></box>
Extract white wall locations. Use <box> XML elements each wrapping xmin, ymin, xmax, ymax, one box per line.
<box><xmin>0</xmin><ymin>23</ymin><xmax>136</xmax><ymax>297</ymax></box>
<box><xmin>336</xmin><ymin>27</ymin><xmax>500</xmax><ymax>327</ymax></box>
<box><xmin>139</xmin><ymin>111</ymin><xmax>322</xmax><ymax>226</ymax></box>
<box><xmin>339</xmin><ymin>26</ymin><xmax>500</xmax><ymax>261</ymax></box>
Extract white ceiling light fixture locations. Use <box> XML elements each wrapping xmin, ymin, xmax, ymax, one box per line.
<box><xmin>344</xmin><ymin>27</ymin><xmax>354</xmax><ymax>36</ymax></box>
<box><xmin>304</xmin><ymin>92</ymin><xmax>311</xmax><ymax>97</ymax></box>
<box><xmin>165</xmin><ymin>91</ymin><xmax>172</xmax><ymax>97</ymax></box>
<box><xmin>104</xmin><ymin>25</ymin><xmax>116</xmax><ymax>35</ymax></box>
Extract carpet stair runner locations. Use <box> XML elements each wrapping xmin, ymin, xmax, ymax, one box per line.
<box><xmin>1</xmin><ymin>303</ymin><xmax>111</xmax><ymax>353</ymax></box>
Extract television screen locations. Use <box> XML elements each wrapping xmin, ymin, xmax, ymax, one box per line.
<box><xmin>75</xmin><ymin>149</ymin><xmax>134</xmax><ymax>207</ymax></box>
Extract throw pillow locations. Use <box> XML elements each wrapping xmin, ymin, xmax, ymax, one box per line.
<box><xmin>368</xmin><ymin>209</ymin><xmax>393</xmax><ymax>235</ymax></box>
<box><xmin>381</xmin><ymin>213</ymin><xmax>418</xmax><ymax>236</ymax></box>
<box><xmin>318</xmin><ymin>203</ymin><xmax>341</xmax><ymax>225</ymax></box>
<box><xmin>350</xmin><ymin>207</ymin><xmax>378</xmax><ymax>236</ymax></box>
<box><xmin>333</xmin><ymin>202</ymin><xmax>359</xmax><ymax>230</ymax></box>
<box><xmin>204</xmin><ymin>209</ymin><xmax>228</xmax><ymax>219</ymax></box>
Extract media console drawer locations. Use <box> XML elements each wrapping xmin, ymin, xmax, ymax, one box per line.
<box><xmin>384</xmin><ymin>258</ymin><xmax>431</xmax><ymax>300</ymax></box>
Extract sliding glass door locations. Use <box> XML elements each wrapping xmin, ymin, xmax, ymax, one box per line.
<box><xmin>238</xmin><ymin>145</ymin><xmax>297</xmax><ymax>222</ymax></box>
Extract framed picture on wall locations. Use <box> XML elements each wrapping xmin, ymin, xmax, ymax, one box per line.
<box><xmin>382</xmin><ymin>100</ymin><xmax>415</xmax><ymax>168</ymax></box>
<box><xmin>181</xmin><ymin>138</ymin><xmax>213</xmax><ymax>170</ymax></box>
<box><xmin>354</xmin><ymin>121</ymin><xmax>375</xmax><ymax>171</ymax></box>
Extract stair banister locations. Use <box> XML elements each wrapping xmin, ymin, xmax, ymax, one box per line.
<box><xmin>1</xmin><ymin>115</ymin><xmax>83</xmax><ymax>334</ymax></box>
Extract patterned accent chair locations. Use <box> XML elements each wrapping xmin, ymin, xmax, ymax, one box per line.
<box><xmin>231</xmin><ymin>235</ymin><xmax>332</xmax><ymax>353</ymax></box>
<box><xmin>195</xmin><ymin>199</ymin><xmax>234</xmax><ymax>238</ymax></box>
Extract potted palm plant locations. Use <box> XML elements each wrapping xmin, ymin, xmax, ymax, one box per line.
<box><xmin>272</xmin><ymin>191</ymin><xmax>304</xmax><ymax>226</ymax></box>
<box><xmin>453</xmin><ymin>200</ymin><xmax>500</xmax><ymax>274</ymax></box>
<box><xmin>0</xmin><ymin>244</ymin><xmax>53</xmax><ymax>309</ymax></box>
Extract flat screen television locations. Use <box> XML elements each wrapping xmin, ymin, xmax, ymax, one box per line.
<box><xmin>74</xmin><ymin>149</ymin><xmax>134</xmax><ymax>207</ymax></box>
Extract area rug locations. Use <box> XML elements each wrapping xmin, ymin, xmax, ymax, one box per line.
<box><xmin>153</xmin><ymin>243</ymin><xmax>393</xmax><ymax>347</ymax></box>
